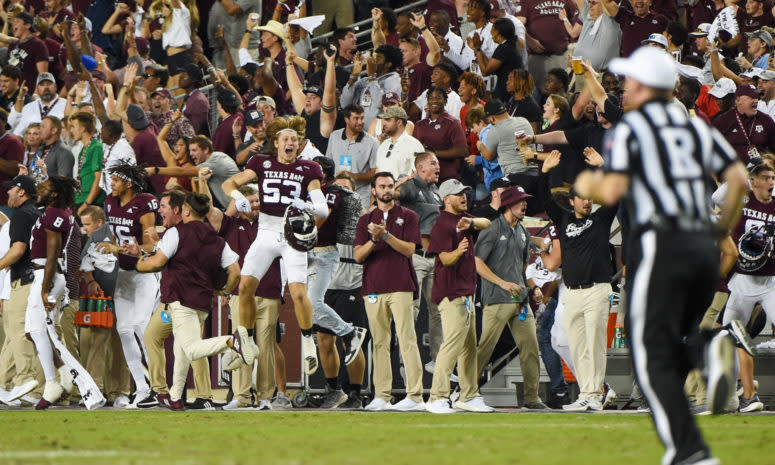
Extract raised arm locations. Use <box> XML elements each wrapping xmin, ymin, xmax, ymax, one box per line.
<box><xmin>371</xmin><ymin>8</ymin><xmax>387</xmax><ymax>48</ymax></box>
<box><xmin>320</xmin><ymin>45</ymin><xmax>338</xmax><ymax>138</ymax></box>
<box><xmin>285</xmin><ymin>48</ymin><xmax>306</xmax><ymax>114</ymax></box>
<box><xmin>600</xmin><ymin>0</ymin><xmax>619</xmax><ymax>17</ymax></box>
<box><xmin>198</xmin><ymin>167</ymin><xmax>225</xmax><ymax>231</ymax></box>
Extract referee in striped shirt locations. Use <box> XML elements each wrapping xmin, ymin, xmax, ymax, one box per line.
<box><xmin>574</xmin><ymin>47</ymin><xmax>749</xmax><ymax>465</ymax></box>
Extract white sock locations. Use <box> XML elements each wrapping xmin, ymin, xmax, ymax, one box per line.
<box><xmin>28</xmin><ymin>330</ymin><xmax>56</xmax><ymax>381</ymax></box>
<box><xmin>118</xmin><ymin>330</ymin><xmax>149</xmax><ymax>392</ymax></box>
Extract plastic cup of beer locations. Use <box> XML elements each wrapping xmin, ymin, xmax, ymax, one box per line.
<box><xmin>572</xmin><ymin>57</ymin><xmax>584</xmax><ymax>75</ymax></box>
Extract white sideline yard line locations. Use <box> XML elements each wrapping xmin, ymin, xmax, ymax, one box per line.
<box><xmin>0</xmin><ymin>450</ymin><xmax>160</xmax><ymax>459</ymax></box>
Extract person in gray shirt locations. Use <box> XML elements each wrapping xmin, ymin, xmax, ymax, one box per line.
<box><xmin>396</xmin><ymin>151</ymin><xmax>444</xmax><ymax>368</ymax></box>
<box><xmin>573</xmin><ymin>0</ymin><xmax>622</xmax><ymax>71</ymax></box>
<box><xmin>37</xmin><ymin>116</ymin><xmax>74</xmax><ymax>178</ymax></box>
<box><xmin>340</xmin><ymin>45</ymin><xmax>403</xmax><ymax>128</ymax></box>
<box><xmin>474</xmin><ymin>185</ymin><xmax>546</xmax><ymax>409</ymax></box>
<box><xmin>326</xmin><ymin>104</ymin><xmax>378</xmax><ymax>209</ymax></box>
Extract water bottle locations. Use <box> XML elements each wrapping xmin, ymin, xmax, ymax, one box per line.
<box><xmin>79</xmin><ymin>296</ymin><xmax>88</xmax><ymax>312</ymax></box>
<box><xmin>518</xmin><ymin>304</ymin><xmax>527</xmax><ymax>322</ymax></box>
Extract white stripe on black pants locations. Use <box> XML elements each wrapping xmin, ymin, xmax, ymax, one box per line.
<box><xmin>626</xmin><ymin>229</ymin><xmax>718</xmax><ymax>465</ymax></box>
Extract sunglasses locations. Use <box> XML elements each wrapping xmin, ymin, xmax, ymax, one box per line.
<box><xmin>142</xmin><ymin>73</ymin><xmax>155</xmax><ymax>79</ymax></box>
<box><xmin>386</xmin><ymin>142</ymin><xmax>394</xmax><ymax>158</ymax></box>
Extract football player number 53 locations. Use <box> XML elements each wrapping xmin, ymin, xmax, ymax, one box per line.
<box><xmin>262</xmin><ymin>179</ymin><xmax>302</xmax><ymax>204</ymax></box>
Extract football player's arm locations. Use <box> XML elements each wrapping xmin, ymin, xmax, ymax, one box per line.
<box><xmin>305</xmin><ymin>179</ymin><xmax>329</xmax><ymax>218</ymax></box>
<box><xmin>139</xmin><ymin>212</ymin><xmax>157</xmax><ymax>252</ymax></box>
<box><xmin>716</xmin><ymin>161</ymin><xmax>748</xmax><ymax>234</ymax></box>
<box><xmin>222</xmin><ymin>168</ymin><xmax>257</xmax><ymax>197</ymax></box>
<box><xmin>719</xmin><ymin>234</ymin><xmax>738</xmax><ymax>277</ymax></box>
<box><xmin>223</xmin><ymin>260</ymin><xmax>240</xmax><ymax>295</ymax></box>
<box><xmin>41</xmin><ymin>229</ymin><xmax>62</xmax><ymax>309</ymax></box>
<box><xmin>541</xmin><ymin>238</ymin><xmax>562</xmax><ymax>271</ymax></box>
<box><xmin>136</xmin><ymin>249</ymin><xmax>168</xmax><ymax>272</ymax></box>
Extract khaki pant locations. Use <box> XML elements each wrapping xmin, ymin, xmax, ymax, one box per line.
<box><xmin>413</xmin><ymin>254</ymin><xmax>442</xmax><ymax>361</ymax></box>
<box><xmin>685</xmin><ymin>291</ymin><xmax>728</xmax><ymax>402</ymax></box>
<box><xmin>430</xmin><ymin>296</ymin><xmax>478</xmax><ymax>402</ymax></box>
<box><xmin>168</xmin><ymin>302</ymin><xmax>231</xmax><ymax>400</ymax></box>
<box><xmin>527</xmin><ymin>52</ymin><xmax>570</xmax><ymax>99</ymax></box>
<box><xmin>81</xmin><ymin>324</ymin><xmax>131</xmax><ymax>401</ymax></box>
<box><xmin>477</xmin><ymin>301</ymin><xmax>541</xmax><ymax>405</ymax></box>
<box><xmin>365</xmin><ymin>292</ymin><xmax>424</xmax><ymax>402</ymax></box>
<box><xmin>56</xmin><ymin>299</ymin><xmax>80</xmax><ymax>362</ymax></box>
<box><xmin>562</xmin><ymin>283</ymin><xmax>611</xmax><ymax>400</ymax></box>
<box><xmin>230</xmin><ymin>294</ymin><xmax>279</xmax><ymax>403</ymax></box>
<box><xmin>144</xmin><ymin>303</ymin><xmax>212</xmax><ymax>398</ymax></box>
<box><xmin>0</xmin><ymin>280</ymin><xmax>43</xmax><ymax>394</ymax></box>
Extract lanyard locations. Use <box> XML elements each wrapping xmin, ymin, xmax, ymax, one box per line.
<box><xmin>38</xmin><ymin>97</ymin><xmax>59</xmax><ymax>120</ymax></box>
<box><xmin>733</xmin><ymin>110</ymin><xmax>756</xmax><ymax>147</ymax></box>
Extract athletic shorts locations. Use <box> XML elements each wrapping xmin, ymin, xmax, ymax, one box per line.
<box><xmin>114</xmin><ymin>268</ymin><xmax>161</xmax><ymax>332</ymax></box>
<box><xmin>24</xmin><ymin>269</ymin><xmax>66</xmax><ymax>333</ymax></box>
<box><xmin>166</xmin><ymin>49</ymin><xmax>194</xmax><ymax>75</ymax></box>
<box><xmin>242</xmin><ymin>229</ymin><xmax>307</xmax><ymax>284</ymax></box>
<box><xmin>724</xmin><ymin>273</ymin><xmax>775</xmax><ymax>327</ymax></box>
<box><xmin>316</xmin><ymin>288</ymin><xmax>367</xmax><ymax>336</ymax></box>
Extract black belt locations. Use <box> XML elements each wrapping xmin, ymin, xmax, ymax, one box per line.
<box><xmin>340</xmin><ymin>257</ymin><xmax>358</xmax><ymax>264</ymax></box>
<box><xmin>566</xmin><ymin>283</ymin><xmax>595</xmax><ymax>290</ymax></box>
<box><xmin>414</xmin><ymin>247</ymin><xmax>437</xmax><ymax>258</ymax></box>
<box><xmin>641</xmin><ymin>215</ymin><xmax>711</xmax><ymax>234</ymax></box>
<box><xmin>32</xmin><ymin>263</ymin><xmax>64</xmax><ymax>273</ymax></box>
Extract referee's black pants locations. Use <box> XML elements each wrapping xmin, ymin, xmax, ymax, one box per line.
<box><xmin>625</xmin><ymin>229</ymin><xmax>718</xmax><ymax>465</ymax></box>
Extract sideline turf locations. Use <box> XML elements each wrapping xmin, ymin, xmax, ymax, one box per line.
<box><xmin>0</xmin><ymin>411</ymin><xmax>769</xmax><ymax>465</ymax></box>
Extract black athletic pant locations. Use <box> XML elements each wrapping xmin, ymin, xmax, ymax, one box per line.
<box><xmin>625</xmin><ymin>229</ymin><xmax>718</xmax><ymax>465</ymax></box>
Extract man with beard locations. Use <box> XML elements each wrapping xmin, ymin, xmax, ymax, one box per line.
<box><xmin>426</xmin><ymin>179</ymin><xmax>493</xmax><ymax>414</ymax></box>
<box><xmin>474</xmin><ymin>185</ymin><xmax>547</xmax><ymax>410</ymax></box>
<box><xmin>148</xmin><ymin>88</ymin><xmax>195</xmax><ymax>150</ymax></box>
<box><xmin>36</xmin><ymin>116</ymin><xmax>74</xmax><ymax>178</ymax></box>
<box><xmin>326</xmin><ymin>104</ymin><xmax>379</xmax><ymax>210</ymax></box>
<box><xmin>10</xmin><ymin>73</ymin><xmax>66</xmax><ymax>138</ymax></box>
<box><xmin>756</xmin><ymin>69</ymin><xmax>775</xmax><ymax>120</ymax></box>
<box><xmin>375</xmin><ymin>107</ymin><xmax>424</xmax><ymax>179</ymax></box>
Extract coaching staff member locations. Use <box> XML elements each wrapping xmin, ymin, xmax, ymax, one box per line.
<box><xmin>575</xmin><ymin>46</ymin><xmax>748</xmax><ymax>465</ymax></box>
<box><xmin>354</xmin><ymin>172</ymin><xmax>425</xmax><ymax>412</ymax></box>
<box><xmin>425</xmin><ymin>179</ymin><xmax>492</xmax><ymax>414</ymax></box>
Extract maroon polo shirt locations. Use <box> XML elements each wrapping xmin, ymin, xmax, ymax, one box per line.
<box><xmin>614</xmin><ymin>8</ymin><xmax>668</xmax><ymax>57</ymax></box>
<box><xmin>213</xmin><ymin>113</ymin><xmax>244</xmax><ymax>160</ymax></box>
<box><xmin>407</xmin><ymin>62</ymin><xmax>432</xmax><ymax>103</ymax></box>
<box><xmin>428</xmin><ymin>211</ymin><xmax>477</xmax><ymax>305</ymax></box>
<box><xmin>217</xmin><ymin>214</ymin><xmax>282</xmax><ymax>299</ymax></box>
<box><xmin>0</xmin><ymin>133</ymin><xmax>24</xmax><ymax>206</ymax></box>
<box><xmin>711</xmin><ymin>108</ymin><xmax>775</xmax><ymax>164</ymax></box>
<box><xmin>520</xmin><ymin>0</ymin><xmax>579</xmax><ymax>56</ymax></box>
<box><xmin>130</xmin><ymin>126</ymin><xmax>167</xmax><ymax>194</ymax></box>
<box><xmin>414</xmin><ymin>111</ymin><xmax>467</xmax><ymax>182</ymax></box>
<box><xmin>354</xmin><ymin>204</ymin><xmax>421</xmax><ymax>296</ymax></box>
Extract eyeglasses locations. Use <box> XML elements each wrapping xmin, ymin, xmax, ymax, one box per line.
<box><xmin>386</xmin><ymin>142</ymin><xmax>394</xmax><ymax>158</ymax></box>
<box><xmin>142</xmin><ymin>73</ymin><xmax>154</xmax><ymax>79</ymax></box>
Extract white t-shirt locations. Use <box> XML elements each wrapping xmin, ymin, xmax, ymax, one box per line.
<box><xmin>297</xmin><ymin>139</ymin><xmax>324</xmax><ymax>160</ymax></box>
<box><xmin>375</xmin><ymin>131</ymin><xmax>425</xmax><ymax>178</ymax></box>
<box><xmin>158</xmin><ymin>225</ymin><xmax>239</xmax><ymax>267</ymax></box>
<box><xmin>100</xmin><ymin>137</ymin><xmax>137</xmax><ymax>195</ymax></box>
<box><xmin>413</xmin><ymin>89</ymin><xmax>464</xmax><ymax>121</ymax></box>
<box><xmin>162</xmin><ymin>3</ymin><xmax>193</xmax><ymax>49</ymax></box>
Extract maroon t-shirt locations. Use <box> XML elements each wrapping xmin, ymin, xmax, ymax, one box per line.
<box><xmin>24</xmin><ymin>0</ymin><xmax>44</xmax><ymax>14</ymax></box>
<box><xmin>0</xmin><ymin>133</ymin><xmax>25</xmax><ymax>206</ymax></box>
<box><xmin>652</xmin><ymin>0</ymin><xmax>678</xmax><ymax>21</ymax></box>
<box><xmin>183</xmin><ymin>89</ymin><xmax>210</xmax><ymax>136</ymax></box>
<box><xmin>29</xmin><ymin>207</ymin><xmax>74</xmax><ymax>261</ymax></box>
<box><xmin>520</xmin><ymin>0</ymin><xmax>579</xmax><ymax>55</ymax></box>
<box><xmin>43</xmin><ymin>8</ymin><xmax>75</xmax><ymax>41</ymax></box>
<box><xmin>213</xmin><ymin>113</ymin><xmax>243</xmax><ymax>160</ymax></box>
<box><xmin>105</xmin><ymin>193</ymin><xmax>159</xmax><ymax>270</ymax></box>
<box><xmin>354</xmin><ymin>204</ymin><xmax>421</xmax><ymax>295</ymax></box>
<box><xmin>737</xmin><ymin>10</ymin><xmax>775</xmax><ymax>54</ymax></box>
<box><xmin>413</xmin><ymin>111</ymin><xmax>467</xmax><ymax>182</ymax></box>
<box><xmin>614</xmin><ymin>8</ymin><xmax>669</xmax><ymax>57</ymax></box>
<box><xmin>711</xmin><ymin>108</ymin><xmax>775</xmax><ymax>164</ymax></box>
<box><xmin>8</xmin><ymin>37</ymin><xmax>49</xmax><ymax>90</ymax></box>
<box><xmin>407</xmin><ymin>62</ymin><xmax>433</xmax><ymax>103</ymax></box>
<box><xmin>217</xmin><ymin>214</ymin><xmax>282</xmax><ymax>299</ymax></box>
<box><xmin>428</xmin><ymin>211</ymin><xmax>477</xmax><ymax>305</ymax></box>
<box><xmin>318</xmin><ymin>184</ymin><xmax>343</xmax><ymax>247</ymax></box>
<box><xmin>245</xmin><ymin>155</ymin><xmax>324</xmax><ymax>217</ymax></box>
<box><xmin>687</xmin><ymin>0</ymin><xmax>723</xmax><ymax>31</ymax></box>
<box><xmin>130</xmin><ymin>127</ymin><xmax>167</xmax><ymax>194</ymax></box>
<box><xmin>732</xmin><ymin>191</ymin><xmax>775</xmax><ymax>276</ymax></box>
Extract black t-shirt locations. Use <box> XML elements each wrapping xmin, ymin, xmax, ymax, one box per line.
<box><xmin>506</xmin><ymin>96</ymin><xmax>541</xmax><ymax>125</ymax></box>
<box><xmin>563</xmin><ymin>97</ymin><xmax>622</xmax><ymax>154</ymax></box>
<box><xmin>492</xmin><ymin>39</ymin><xmax>523</xmax><ymax>101</ymax></box>
<box><xmin>0</xmin><ymin>89</ymin><xmax>30</xmax><ymax>113</ymax></box>
<box><xmin>303</xmin><ymin>110</ymin><xmax>345</xmax><ymax>154</ymax></box>
<box><xmin>545</xmin><ymin>114</ymin><xmax>582</xmax><ymax>187</ymax></box>
<box><xmin>308</xmin><ymin>65</ymin><xmax>351</xmax><ymax>91</ymax></box>
<box><xmin>470</xmin><ymin>203</ymin><xmax>499</xmax><ymax>221</ymax></box>
<box><xmin>9</xmin><ymin>199</ymin><xmax>41</xmax><ymax>284</ymax></box>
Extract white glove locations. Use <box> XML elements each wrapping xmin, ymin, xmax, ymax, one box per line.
<box><xmin>290</xmin><ymin>197</ymin><xmax>309</xmax><ymax>211</ymax></box>
<box><xmin>230</xmin><ymin>189</ymin><xmax>251</xmax><ymax>213</ymax></box>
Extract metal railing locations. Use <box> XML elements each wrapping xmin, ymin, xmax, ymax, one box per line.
<box><xmin>310</xmin><ymin>0</ymin><xmax>428</xmax><ymax>46</ymax></box>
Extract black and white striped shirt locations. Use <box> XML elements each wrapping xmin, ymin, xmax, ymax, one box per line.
<box><xmin>603</xmin><ymin>101</ymin><xmax>738</xmax><ymax>229</ymax></box>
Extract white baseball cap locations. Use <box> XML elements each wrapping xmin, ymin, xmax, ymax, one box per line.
<box><xmin>641</xmin><ymin>33</ymin><xmax>669</xmax><ymax>49</ymax></box>
<box><xmin>608</xmin><ymin>46</ymin><xmax>678</xmax><ymax>90</ymax></box>
<box><xmin>688</xmin><ymin>23</ymin><xmax>711</xmax><ymax>38</ymax></box>
<box><xmin>708</xmin><ymin>78</ymin><xmax>736</xmax><ymax>98</ymax></box>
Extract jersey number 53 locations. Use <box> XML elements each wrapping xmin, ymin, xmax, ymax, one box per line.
<box><xmin>263</xmin><ymin>179</ymin><xmax>302</xmax><ymax>204</ymax></box>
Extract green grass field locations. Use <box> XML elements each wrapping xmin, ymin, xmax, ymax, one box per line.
<box><xmin>0</xmin><ymin>410</ymin><xmax>770</xmax><ymax>465</ymax></box>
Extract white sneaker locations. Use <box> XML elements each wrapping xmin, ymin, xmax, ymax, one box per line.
<box><xmin>58</xmin><ymin>366</ymin><xmax>74</xmax><ymax>394</ymax></box>
<box><xmin>364</xmin><ymin>397</ymin><xmax>392</xmax><ymax>411</ymax></box>
<box><xmin>129</xmin><ymin>387</ymin><xmax>152</xmax><ymax>409</ymax></box>
<box><xmin>113</xmin><ymin>395</ymin><xmax>131</xmax><ymax>408</ymax></box>
<box><xmin>0</xmin><ymin>387</ymin><xmax>21</xmax><ymax>407</ymax></box>
<box><xmin>301</xmin><ymin>334</ymin><xmax>319</xmax><ymax>375</ymax></box>
<box><xmin>256</xmin><ymin>399</ymin><xmax>273</xmax><ymax>410</ymax></box>
<box><xmin>222</xmin><ymin>351</ymin><xmax>243</xmax><ymax>371</ymax></box>
<box><xmin>222</xmin><ymin>398</ymin><xmax>252</xmax><ymax>410</ymax></box>
<box><xmin>424</xmin><ymin>361</ymin><xmax>436</xmax><ymax>374</ymax></box>
<box><xmin>705</xmin><ymin>331</ymin><xmax>734</xmax><ymax>414</ymax></box>
<box><xmin>6</xmin><ymin>379</ymin><xmax>38</xmax><ymax>402</ymax></box>
<box><xmin>453</xmin><ymin>396</ymin><xmax>494</xmax><ymax>413</ymax></box>
<box><xmin>42</xmin><ymin>380</ymin><xmax>64</xmax><ymax>403</ymax></box>
<box><xmin>736</xmin><ymin>380</ymin><xmax>759</xmax><ymax>398</ymax></box>
<box><xmin>426</xmin><ymin>399</ymin><xmax>455</xmax><ymax>414</ymax></box>
<box><xmin>755</xmin><ymin>339</ymin><xmax>775</xmax><ymax>350</ymax></box>
<box><xmin>563</xmin><ymin>397</ymin><xmax>600</xmax><ymax>412</ymax></box>
<box><xmin>392</xmin><ymin>397</ymin><xmax>425</xmax><ymax>411</ymax></box>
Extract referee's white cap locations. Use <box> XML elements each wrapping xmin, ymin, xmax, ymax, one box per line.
<box><xmin>608</xmin><ymin>46</ymin><xmax>678</xmax><ymax>90</ymax></box>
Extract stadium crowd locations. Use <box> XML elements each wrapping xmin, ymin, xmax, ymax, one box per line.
<box><xmin>0</xmin><ymin>0</ymin><xmax>771</xmax><ymax>431</ymax></box>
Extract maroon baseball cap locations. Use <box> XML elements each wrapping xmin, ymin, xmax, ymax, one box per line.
<box><xmin>151</xmin><ymin>87</ymin><xmax>173</xmax><ymax>100</ymax></box>
<box><xmin>91</xmin><ymin>69</ymin><xmax>106</xmax><ymax>81</ymax></box>
<box><xmin>135</xmin><ymin>37</ymin><xmax>150</xmax><ymax>55</ymax></box>
<box><xmin>499</xmin><ymin>185</ymin><xmax>532</xmax><ymax>209</ymax></box>
<box><xmin>736</xmin><ymin>84</ymin><xmax>760</xmax><ymax>99</ymax></box>
<box><xmin>382</xmin><ymin>91</ymin><xmax>400</xmax><ymax>106</ymax></box>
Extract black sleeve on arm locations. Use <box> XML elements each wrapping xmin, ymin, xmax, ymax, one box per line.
<box><xmin>541</xmin><ymin>172</ymin><xmax>566</xmax><ymax>226</ymax></box>
<box><xmin>9</xmin><ymin>212</ymin><xmax>35</xmax><ymax>245</ymax></box>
